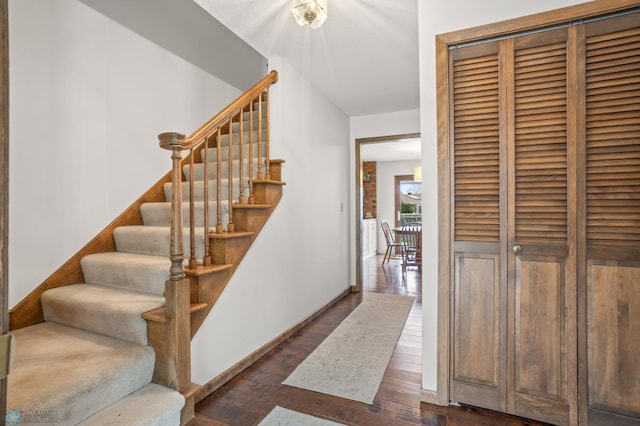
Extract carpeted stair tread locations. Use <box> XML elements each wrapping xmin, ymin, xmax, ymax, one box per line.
<box><xmin>113</xmin><ymin>225</ymin><xmax>207</xmax><ymax>258</ymax></box>
<box><xmin>141</xmin><ymin>201</ymin><xmax>229</xmax><ymax>228</ymax></box>
<box><xmin>41</xmin><ymin>284</ymin><xmax>165</xmax><ymax>345</ymax></box>
<box><xmin>79</xmin><ymin>383</ymin><xmax>184</xmax><ymax>426</ymax></box>
<box><xmin>81</xmin><ymin>252</ymin><xmax>170</xmax><ymax>295</ymax></box>
<box><xmin>7</xmin><ymin>322</ymin><xmax>155</xmax><ymax>425</ymax></box>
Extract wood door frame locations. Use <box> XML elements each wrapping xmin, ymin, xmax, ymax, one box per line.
<box><xmin>354</xmin><ymin>133</ymin><xmax>420</xmax><ymax>292</ymax></box>
<box><xmin>435</xmin><ymin>0</ymin><xmax>640</xmax><ymax>410</ymax></box>
<box><xmin>1</xmin><ymin>0</ymin><xmax>8</xmax><ymax>418</ymax></box>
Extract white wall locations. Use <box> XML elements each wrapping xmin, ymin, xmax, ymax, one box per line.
<box><xmin>418</xmin><ymin>0</ymin><xmax>591</xmax><ymax>395</ymax></box>
<box><xmin>375</xmin><ymin>160</ymin><xmax>420</xmax><ymax>253</ymax></box>
<box><xmin>8</xmin><ymin>0</ymin><xmax>240</xmax><ymax>306</ymax></box>
<box><xmin>190</xmin><ymin>56</ymin><xmax>351</xmax><ymax>384</ymax></box>
<box><xmin>349</xmin><ymin>109</ymin><xmax>420</xmax><ymax>284</ymax></box>
<box><xmin>10</xmin><ymin>0</ymin><xmax>351</xmax><ymax>389</ymax></box>
<box><xmin>80</xmin><ymin>0</ymin><xmax>268</xmax><ymax>91</ymax></box>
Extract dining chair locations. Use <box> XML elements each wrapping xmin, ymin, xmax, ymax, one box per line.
<box><xmin>401</xmin><ymin>223</ymin><xmax>422</xmax><ymax>271</ymax></box>
<box><xmin>380</xmin><ymin>220</ymin><xmax>404</xmax><ymax>265</ymax></box>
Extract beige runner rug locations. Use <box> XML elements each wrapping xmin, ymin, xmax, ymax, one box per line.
<box><xmin>282</xmin><ymin>292</ymin><xmax>414</xmax><ymax>404</ymax></box>
<box><xmin>258</xmin><ymin>406</ymin><xmax>345</xmax><ymax>426</ymax></box>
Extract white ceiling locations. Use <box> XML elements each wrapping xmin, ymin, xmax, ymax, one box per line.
<box><xmin>193</xmin><ymin>0</ymin><xmax>420</xmax><ymax>117</ymax></box>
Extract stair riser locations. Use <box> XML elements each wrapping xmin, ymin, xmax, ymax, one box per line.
<box><xmin>113</xmin><ymin>226</ymin><xmax>207</xmax><ymax>259</ymax></box>
<box><xmin>239</xmin><ymin>103</ymin><xmax>267</xmax><ymax>122</ymax></box>
<box><xmin>163</xmin><ymin>179</ymin><xmax>248</xmax><ymax>202</ymax></box>
<box><xmin>229</xmin><ymin>110</ymin><xmax>266</xmax><ymax>132</ymax></box>
<box><xmin>141</xmin><ymin>202</ymin><xmax>230</xmax><ymax>228</ymax></box>
<box><xmin>200</xmin><ymin>143</ymin><xmax>266</xmax><ymax>162</ymax></box>
<box><xmin>218</xmin><ymin>129</ymin><xmax>265</xmax><ymax>148</ymax></box>
<box><xmin>81</xmin><ymin>252</ymin><xmax>169</xmax><ymax>296</ymax></box>
<box><xmin>79</xmin><ymin>383</ymin><xmax>184</xmax><ymax>426</ymax></box>
<box><xmin>183</xmin><ymin>158</ymin><xmax>266</xmax><ymax>181</ymax></box>
<box><xmin>42</xmin><ymin>284</ymin><xmax>164</xmax><ymax>345</ymax></box>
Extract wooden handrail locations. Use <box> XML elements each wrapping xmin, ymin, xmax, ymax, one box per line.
<box><xmin>157</xmin><ymin>70</ymin><xmax>278</xmax><ymax>395</ymax></box>
<box><xmin>159</xmin><ymin>70</ymin><xmax>278</xmax><ymax>152</ymax></box>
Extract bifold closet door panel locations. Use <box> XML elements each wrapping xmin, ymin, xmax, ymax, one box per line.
<box><xmin>584</xmin><ymin>12</ymin><xmax>640</xmax><ymax>425</ymax></box>
<box><xmin>509</xmin><ymin>28</ymin><xmax>576</xmax><ymax>426</ymax></box>
<box><xmin>450</xmin><ymin>41</ymin><xmax>507</xmax><ymax>412</ymax></box>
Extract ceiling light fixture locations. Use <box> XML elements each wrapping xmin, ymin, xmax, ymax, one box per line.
<box><xmin>292</xmin><ymin>0</ymin><xmax>327</xmax><ymax>29</ymax></box>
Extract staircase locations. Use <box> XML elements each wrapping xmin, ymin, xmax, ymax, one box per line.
<box><xmin>7</xmin><ymin>71</ymin><xmax>282</xmax><ymax>424</ymax></box>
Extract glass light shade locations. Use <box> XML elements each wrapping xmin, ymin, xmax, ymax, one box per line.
<box><xmin>414</xmin><ymin>166</ymin><xmax>422</xmax><ymax>182</ymax></box>
<box><xmin>292</xmin><ymin>0</ymin><xmax>328</xmax><ymax>29</ymax></box>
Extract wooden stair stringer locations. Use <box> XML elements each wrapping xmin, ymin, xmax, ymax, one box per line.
<box><xmin>142</xmin><ymin>178</ymin><xmax>285</xmax><ymax>388</ymax></box>
<box><xmin>188</xmin><ymin>182</ymin><xmax>284</xmax><ymax>336</ymax></box>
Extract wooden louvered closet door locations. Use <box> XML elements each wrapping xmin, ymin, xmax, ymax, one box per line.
<box><xmin>450</xmin><ymin>28</ymin><xmax>577</xmax><ymax>425</ymax></box>
<box><xmin>448</xmin><ymin>9</ymin><xmax>640</xmax><ymax>426</ymax></box>
<box><xmin>583</xmin><ymin>13</ymin><xmax>640</xmax><ymax>426</ymax></box>
<box><xmin>450</xmin><ymin>41</ymin><xmax>506</xmax><ymax>413</ymax></box>
<box><xmin>508</xmin><ymin>28</ymin><xmax>576</xmax><ymax>425</ymax></box>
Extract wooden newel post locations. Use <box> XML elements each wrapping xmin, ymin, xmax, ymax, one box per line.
<box><xmin>159</xmin><ymin>132</ymin><xmax>187</xmax><ymax>282</ymax></box>
<box><xmin>158</xmin><ymin>132</ymin><xmax>191</xmax><ymax>393</ymax></box>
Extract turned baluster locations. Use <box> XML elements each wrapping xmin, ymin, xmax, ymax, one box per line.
<box><xmin>238</xmin><ymin>107</ymin><xmax>246</xmax><ymax>205</ymax></box>
<box><xmin>257</xmin><ymin>93</ymin><xmax>264</xmax><ymax>180</ymax></box>
<box><xmin>265</xmin><ymin>89</ymin><xmax>271</xmax><ymax>180</ymax></box>
<box><xmin>227</xmin><ymin>116</ymin><xmax>235</xmax><ymax>233</ymax></box>
<box><xmin>187</xmin><ymin>149</ymin><xmax>196</xmax><ymax>268</ymax></box>
<box><xmin>215</xmin><ymin>128</ymin><xmax>223</xmax><ymax>233</ymax></box>
<box><xmin>248</xmin><ymin>101</ymin><xmax>255</xmax><ymax>204</ymax></box>
<box><xmin>202</xmin><ymin>136</ymin><xmax>212</xmax><ymax>265</ymax></box>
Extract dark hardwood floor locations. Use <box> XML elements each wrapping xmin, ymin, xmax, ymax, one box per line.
<box><xmin>191</xmin><ymin>255</ymin><xmax>547</xmax><ymax>425</ymax></box>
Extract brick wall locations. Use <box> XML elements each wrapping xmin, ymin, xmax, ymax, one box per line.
<box><xmin>363</xmin><ymin>161</ymin><xmax>377</xmax><ymax>218</ymax></box>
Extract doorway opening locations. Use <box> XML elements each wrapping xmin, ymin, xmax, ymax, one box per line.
<box><xmin>354</xmin><ymin>133</ymin><xmax>420</xmax><ymax>292</ymax></box>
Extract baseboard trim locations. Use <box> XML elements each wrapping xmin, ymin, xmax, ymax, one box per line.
<box><xmin>420</xmin><ymin>388</ymin><xmax>440</xmax><ymax>405</ymax></box>
<box><xmin>194</xmin><ymin>287</ymin><xmax>352</xmax><ymax>403</ymax></box>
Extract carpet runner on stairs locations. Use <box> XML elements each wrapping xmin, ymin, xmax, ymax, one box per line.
<box><xmin>7</xmin><ymin>322</ymin><xmax>183</xmax><ymax>425</ymax></box>
<box><xmin>8</xmin><ymin>101</ymin><xmax>268</xmax><ymax>424</ymax></box>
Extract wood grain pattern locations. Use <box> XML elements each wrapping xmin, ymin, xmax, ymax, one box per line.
<box><xmin>452</xmin><ymin>43</ymin><xmax>501</xmax><ymax>243</ymax></box>
<box><xmin>513</xmin><ymin>256</ymin><xmax>570</xmax><ymax>425</ymax></box>
<box><xmin>439</xmin><ymin>3</ymin><xmax>640</xmax><ymax>425</ymax></box>
<box><xmin>585</xmin><ymin>22</ymin><xmax>640</xmax><ymax>249</ymax></box>
<box><xmin>587</xmin><ymin>261</ymin><xmax>640</xmax><ymax>419</ymax></box>
<box><xmin>435</xmin><ymin>35</ymin><xmax>451</xmax><ymax>407</ymax></box>
<box><xmin>452</xmin><ymin>253</ymin><xmax>504</xmax><ymax>412</ymax></box>
<box><xmin>514</xmin><ymin>30</ymin><xmax>568</xmax><ymax>245</ymax></box>
<box><xmin>583</xmin><ymin>13</ymin><xmax>640</xmax><ymax>425</ymax></box>
<box><xmin>437</xmin><ymin>0</ymin><xmax>640</xmax><ymax>46</ymax></box>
